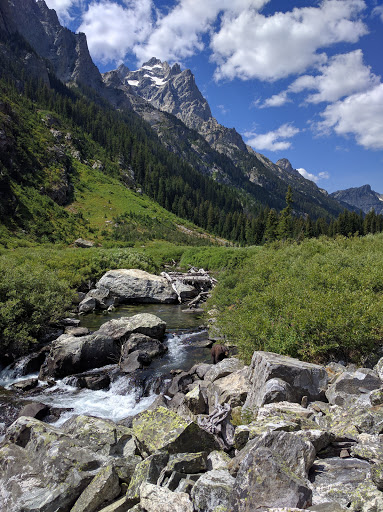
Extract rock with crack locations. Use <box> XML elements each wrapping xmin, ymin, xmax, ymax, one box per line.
<box><xmin>325</xmin><ymin>368</ymin><xmax>381</xmax><ymax>407</ymax></box>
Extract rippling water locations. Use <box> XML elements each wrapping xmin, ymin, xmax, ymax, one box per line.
<box><xmin>0</xmin><ymin>304</ymin><xmax>211</xmax><ymax>429</ymax></box>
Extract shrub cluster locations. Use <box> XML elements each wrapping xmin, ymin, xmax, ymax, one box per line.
<box><xmin>211</xmin><ymin>234</ymin><xmax>383</xmax><ymax>364</ymax></box>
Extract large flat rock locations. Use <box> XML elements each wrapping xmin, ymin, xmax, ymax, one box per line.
<box><xmin>96</xmin><ymin>269</ymin><xmax>178</xmax><ymax>303</ymax></box>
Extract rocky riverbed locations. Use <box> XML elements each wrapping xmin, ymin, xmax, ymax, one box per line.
<box><xmin>2</xmin><ymin>269</ymin><xmax>383</xmax><ymax>511</ymax></box>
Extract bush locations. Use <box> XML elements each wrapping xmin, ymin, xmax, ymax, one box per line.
<box><xmin>211</xmin><ymin>235</ymin><xmax>383</xmax><ymax>364</ymax></box>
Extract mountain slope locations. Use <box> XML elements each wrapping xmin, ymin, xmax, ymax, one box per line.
<box><xmin>107</xmin><ymin>58</ymin><xmax>347</xmax><ymax>219</ymax></box>
<box><xmin>330</xmin><ymin>185</ymin><xmax>383</xmax><ymax>214</ymax></box>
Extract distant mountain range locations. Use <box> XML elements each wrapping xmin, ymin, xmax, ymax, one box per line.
<box><xmin>330</xmin><ymin>185</ymin><xmax>383</xmax><ymax>215</ymax></box>
<box><xmin>0</xmin><ymin>0</ymin><xmax>366</xmax><ymax>231</ymax></box>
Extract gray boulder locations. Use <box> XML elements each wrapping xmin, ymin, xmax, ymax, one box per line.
<box><xmin>204</xmin><ymin>358</ymin><xmax>244</xmax><ymax>383</ymax></box>
<box><xmin>132</xmin><ymin>406</ymin><xmax>220</xmax><ymax>457</ymax></box>
<box><xmin>0</xmin><ymin>417</ymin><xmax>103</xmax><ymax>512</ymax></box>
<box><xmin>71</xmin><ymin>464</ymin><xmax>120</xmax><ymax>512</ymax></box>
<box><xmin>191</xmin><ymin>469</ymin><xmax>235</xmax><ymax>512</ymax></box>
<box><xmin>207</xmin><ymin>366</ymin><xmax>249</xmax><ymax>412</ymax></box>
<box><xmin>96</xmin><ymin>314</ymin><xmax>166</xmax><ymax>342</ymax></box>
<box><xmin>127</xmin><ymin>452</ymin><xmax>169</xmax><ymax>501</ymax></box>
<box><xmin>75</xmin><ymin>238</ymin><xmax>94</xmax><ymax>248</ymax></box>
<box><xmin>79</xmin><ymin>296</ymin><xmax>97</xmax><ymax>314</ymax></box>
<box><xmin>243</xmin><ymin>351</ymin><xmax>328</xmax><ymax>411</ymax></box>
<box><xmin>96</xmin><ymin>269</ymin><xmax>178</xmax><ymax>303</ymax></box>
<box><xmin>39</xmin><ymin>333</ymin><xmax>119</xmax><ymax>379</ymax></box>
<box><xmin>230</xmin><ymin>440</ymin><xmax>313</xmax><ymax>511</ymax></box>
<box><xmin>325</xmin><ymin>368</ymin><xmax>381</xmax><ymax>407</ymax></box>
<box><xmin>140</xmin><ymin>483</ymin><xmax>194</xmax><ymax>512</ymax></box>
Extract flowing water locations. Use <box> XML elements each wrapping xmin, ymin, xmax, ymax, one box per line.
<box><xmin>0</xmin><ymin>304</ymin><xmax>211</xmax><ymax>434</ymax></box>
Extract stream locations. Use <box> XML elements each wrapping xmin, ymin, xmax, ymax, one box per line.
<box><xmin>0</xmin><ymin>304</ymin><xmax>211</xmax><ymax>436</ymax></box>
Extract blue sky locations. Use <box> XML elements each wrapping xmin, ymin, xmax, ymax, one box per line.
<box><xmin>46</xmin><ymin>0</ymin><xmax>383</xmax><ymax>193</ymax></box>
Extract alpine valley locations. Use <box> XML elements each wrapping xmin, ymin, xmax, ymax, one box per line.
<box><xmin>3</xmin><ymin>2</ymin><xmax>383</xmax><ymax>512</ymax></box>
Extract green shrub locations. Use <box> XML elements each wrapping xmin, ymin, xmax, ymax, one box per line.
<box><xmin>211</xmin><ymin>235</ymin><xmax>383</xmax><ymax>364</ymax></box>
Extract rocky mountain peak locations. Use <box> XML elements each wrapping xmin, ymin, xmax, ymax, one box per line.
<box><xmin>276</xmin><ymin>158</ymin><xmax>302</xmax><ymax>178</ymax></box>
<box><xmin>330</xmin><ymin>184</ymin><xmax>383</xmax><ymax>214</ymax></box>
<box><xmin>111</xmin><ymin>57</ymin><xmax>212</xmax><ymax>131</ymax></box>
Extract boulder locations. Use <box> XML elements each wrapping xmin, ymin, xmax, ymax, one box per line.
<box><xmin>140</xmin><ymin>483</ymin><xmax>194</xmax><ymax>512</ymax></box>
<box><xmin>75</xmin><ymin>238</ymin><xmax>94</xmax><ymax>248</ymax></box>
<box><xmin>0</xmin><ymin>417</ymin><xmax>102</xmax><ymax>512</ymax></box>
<box><xmin>120</xmin><ymin>350</ymin><xmax>152</xmax><ymax>372</ymax></box>
<box><xmin>85</xmin><ymin>287</ymin><xmax>116</xmax><ymax>310</ymax></box>
<box><xmin>71</xmin><ymin>464</ymin><xmax>121</xmax><ymax>512</ymax></box>
<box><xmin>230</xmin><ymin>442</ymin><xmax>313</xmax><ymax>511</ymax></box>
<box><xmin>191</xmin><ymin>469</ymin><xmax>235</xmax><ymax>512</ymax></box>
<box><xmin>96</xmin><ymin>269</ymin><xmax>178</xmax><ymax>303</ymax></box>
<box><xmin>39</xmin><ymin>333</ymin><xmax>120</xmax><ymax>379</ymax></box>
<box><xmin>132</xmin><ymin>406</ymin><xmax>220</xmax><ymax>457</ymax></box>
<box><xmin>243</xmin><ymin>351</ymin><xmax>328</xmax><ymax>411</ymax></box>
<box><xmin>207</xmin><ymin>367</ymin><xmax>249</xmax><ymax>412</ymax></box>
<box><xmin>12</xmin><ymin>378</ymin><xmax>39</xmax><ymax>392</ymax></box>
<box><xmin>184</xmin><ymin>384</ymin><xmax>207</xmax><ymax>415</ymax></box>
<box><xmin>65</xmin><ymin>326</ymin><xmax>90</xmax><ymax>336</ymax></box>
<box><xmin>206</xmin><ymin>450</ymin><xmax>231</xmax><ymax>471</ymax></box>
<box><xmin>97</xmin><ymin>496</ymin><xmax>138</xmax><ymax>512</ymax></box>
<box><xmin>167</xmin><ymin>372</ymin><xmax>194</xmax><ymax>397</ymax></box>
<box><xmin>309</xmin><ymin>457</ymin><xmax>376</xmax><ymax>509</ymax></box>
<box><xmin>204</xmin><ymin>358</ymin><xmax>244</xmax><ymax>383</ymax></box>
<box><xmin>325</xmin><ymin>368</ymin><xmax>381</xmax><ymax>407</ymax></box>
<box><xmin>79</xmin><ymin>296</ymin><xmax>97</xmax><ymax>314</ymax></box>
<box><xmin>126</xmin><ymin>452</ymin><xmax>169</xmax><ymax>501</ymax></box>
<box><xmin>18</xmin><ymin>402</ymin><xmax>50</xmax><ymax>420</ymax></box>
<box><xmin>121</xmin><ymin>333</ymin><xmax>167</xmax><ymax>357</ymax></box>
<box><xmin>61</xmin><ymin>415</ymin><xmax>134</xmax><ymax>457</ymax></box>
<box><xmin>173</xmin><ymin>280</ymin><xmax>199</xmax><ymax>301</ymax></box>
<box><xmin>96</xmin><ymin>314</ymin><xmax>166</xmax><ymax>342</ymax></box>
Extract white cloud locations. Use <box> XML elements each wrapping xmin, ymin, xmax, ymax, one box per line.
<box><xmin>134</xmin><ymin>0</ymin><xmax>269</xmax><ymax>64</ymax></box>
<box><xmin>318</xmin><ymin>83</ymin><xmax>383</xmax><ymax>150</ymax></box>
<box><xmin>244</xmin><ymin>123</ymin><xmax>300</xmax><ymax>151</ymax></box>
<box><xmin>297</xmin><ymin>168</ymin><xmax>330</xmax><ymax>183</ymax></box>
<box><xmin>211</xmin><ymin>0</ymin><xmax>368</xmax><ymax>81</ymax></box>
<box><xmin>261</xmin><ymin>91</ymin><xmax>290</xmax><ymax>108</ymax></box>
<box><xmin>78</xmin><ymin>0</ymin><xmax>153</xmax><ymax>64</ymax></box>
<box><xmin>45</xmin><ymin>0</ymin><xmax>80</xmax><ymax>21</ymax></box>
<box><xmin>289</xmin><ymin>50</ymin><xmax>379</xmax><ymax>103</ymax></box>
<box><xmin>373</xmin><ymin>5</ymin><xmax>383</xmax><ymax>22</ymax></box>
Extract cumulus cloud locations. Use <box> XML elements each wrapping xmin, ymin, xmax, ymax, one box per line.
<box><xmin>317</xmin><ymin>83</ymin><xmax>383</xmax><ymax>150</ymax></box>
<box><xmin>45</xmin><ymin>0</ymin><xmax>80</xmax><ymax>21</ymax></box>
<box><xmin>134</xmin><ymin>0</ymin><xmax>269</xmax><ymax>64</ymax></box>
<box><xmin>289</xmin><ymin>50</ymin><xmax>379</xmax><ymax>103</ymax></box>
<box><xmin>297</xmin><ymin>168</ymin><xmax>330</xmax><ymax>183</ymax></box>
<box><xmin>78</xmin><ymin>0</ymin><xmax>153</xmax><ymax>64</ymax></box>
<box><xmin>244</xmin><ymin>123</ymin><xmax>300</xmax><ymax>151</ymax></box>
<box><xmin>211</xmin><ymin>0</ymin><xmax>368</xmax><ymax>81</ymax></box>
<box><xmin>260</xmin><ymin>50</ymin><xmax>378</xmax><ymax>107</ymax></box>
<box><xmin>261</xmin><ymin>91</ymin><xmax>290</xmax><ymax>108</ymax></box>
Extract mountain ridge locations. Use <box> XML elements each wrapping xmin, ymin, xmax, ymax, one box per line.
<box><xmin>330</xmin><ymin>184</ymin><xmax>383</xmax><ymax>214</ymax></box>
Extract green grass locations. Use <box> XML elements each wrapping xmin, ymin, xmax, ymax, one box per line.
<box><xmin>211</xmin><ymin>234</ymin><xmax>383</xmax><ymax>364</ymax></box>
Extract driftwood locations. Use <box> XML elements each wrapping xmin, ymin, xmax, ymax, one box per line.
<box><xmin>161</xmin><ymin>268</ymin><xmax>217</xmax><ymax>305</ymax></box>
<box><xmin>198</xmin><ymin>403</ymin><xmax>234</xmax><ymax>451</ymax></box>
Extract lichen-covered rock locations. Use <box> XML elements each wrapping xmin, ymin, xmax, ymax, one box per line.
<box><xmin>126</xmin><ymin>452</ymin><xmax>169</xmax><ymax>501</ymax></box>
<box><xmin>234</xmin><ymin>419</ymin><xmax>301</xmax><ymax>451</ymax></box>
<box><xmin>230</xmin><ymin>444</ymin><xmax>313</xmax><ymax>511</ymax></box>
<box><xmin>71</xmin><ymin>464</ymin><xmax>121</xmax><ymax>512</ymax></box>
<box><xmin>325</xmin><ymin>368</ymin><xmax>381</xmax><ymax>407</ymax></box>
<box><xmin>243</xmin><ymin>351</ymin><xmax>328</xmax><ymax>411</ymax></box>
<box><xmin>140</xmin><ymin>483</ymin><xmax>194</xmax><ymax>512</ymax></box>
<box><xmin>165</xmin><ymin>452</ymin><xmax>208</xmax><ymax>474</ymax></box>
<box><xmin>316</xmin><ymin>403</ymin><xmax>383</xmax><ymax>438</ymax></box>
<box><xmin>0</xmin><ymin>417</ymin><xmax>102</xmax><ymax>512</ymax></box>
<box><xmin>191</xmin><ymin>469</ymin><xmax>235</xmax><ymax>512</ymax></box>
<box><xmin>204</xmin><ymin>358</ymin><xmax>244</xmax><ymax>383</ymax></box>
<box><xmin>96</xmin><ymin>269</ymin><xmax>178</xmax><ymax>303</ymax></box>
<box><xmin>207</xmin><ymin>450</ymin><xmax>231</xmax><ymax>471</ymax></box>
<box><xmin>61</xmin><ymin>415</ymin><xmax>133</xmax><ymax>456</ymax></box>
<box><xmin>97</xmin><ymin>495</ymin><xmax>139</xmax><ymax>512</ymax></box>
<box><xmin>294</xmin><ymin>430</ymin><xmax>334</xmax><ymax>454</ymax></box>
<box><xmin>132</xmin><ymin>406</ymin><xmax>219</xmax><ymax>456</ymax></box>
<box><xmin>121</xmin><ymin>333</ymin><xmax>167</xmax><ymax>358</ymax></box>
<box><xmin>309</xmin><ymin>457</ymin><xmax>372</xmax><ymax>508</ymax></box>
